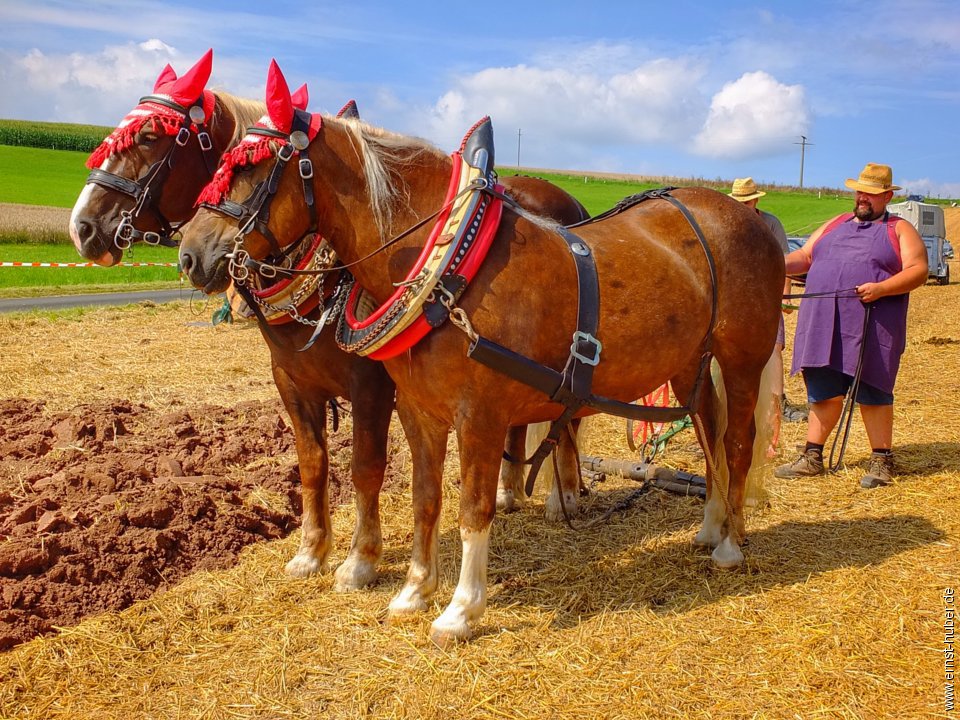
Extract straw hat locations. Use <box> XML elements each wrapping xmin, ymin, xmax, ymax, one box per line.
<box><xmin>844</xmin><ymin>163</ymin><xmax>901</xmax><ymax>194</ymax></box>
<box><xmin>728</xmin><ymin>177</ymin><xmax>766</xmax><ymax>202</ymax></box>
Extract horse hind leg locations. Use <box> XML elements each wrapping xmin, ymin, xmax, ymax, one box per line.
<box><xmin>526</xmin><ymin>420</ymin><xmax>583</xmax><ymax>521</ymax></box>
<box><xmin>690</xmin><ymin>356</ymin><xmax>773</xmax><ymax>569</ymax></box>
<box><xmin>497</xmin><ymin>426</ymin><xmax>527</xmax><ymax>512</ymax></box>
<box><xmin>672</xmin><ymin>364</ymin><xmax>730</xmax><ymax>554</ymax></box>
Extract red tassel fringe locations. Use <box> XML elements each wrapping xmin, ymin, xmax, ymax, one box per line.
<box><xmin>86</xmin><ymin>113</ymin><xmax>183</xmax><ymax>169</ymax></box>
<box><xmin>195</xmin><ymin>137</ymin><xmax>278</xmax><ymax>206</ymax></box>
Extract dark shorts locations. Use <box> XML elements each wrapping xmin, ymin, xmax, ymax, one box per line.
<box><xmin>802</xmin><ymin>367</ymin><xmax>894</xmax><ymax>406</ymax></box>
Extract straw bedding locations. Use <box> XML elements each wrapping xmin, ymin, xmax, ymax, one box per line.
<box><xmin>0</xmin><ymin>270</ymin><xmax>957</xmax><ymax>719</ymax></box>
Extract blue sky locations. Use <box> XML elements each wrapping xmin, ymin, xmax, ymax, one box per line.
<box><xmin>2</xmin><ymin>0</ymin><xmax>959</xmax><ymax>197</ymax></box>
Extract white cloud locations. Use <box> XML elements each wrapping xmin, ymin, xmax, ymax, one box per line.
<box><xmin>421</xmin><ymin>57</ymin><xmax>708</xmax><ymax>168</ymax></box>
<box><xmin>692</xmin><ymin>71</ymin><xmax>809</xmax><ymax>159</ymax></box>
<box><xmin>1</xmin><ymin>41</ymin><xmax>184</xmax><ymax>124</ymax></box>
<box><xmin>899</xmin><ymin>178</ymin><xmax>960</xmax><ymax>200</ymax></box>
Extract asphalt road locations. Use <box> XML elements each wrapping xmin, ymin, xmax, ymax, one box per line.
<box><xmin>0</xmin><ymin>288</ymin><xmax>199</xmax><ymax>313</ymax></box>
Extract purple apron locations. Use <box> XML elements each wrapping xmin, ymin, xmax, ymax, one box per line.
<box><xmin>790</xmin><ymin>213</ymin><xmax>908</xmax><ymax>394</ymax></box>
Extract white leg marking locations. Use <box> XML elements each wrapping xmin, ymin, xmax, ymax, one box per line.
<box><xmin>497</xmin><ymin>458</ymin><xmax>524</xmax><ymax>512</ymax></box>
<box><xmin>431</xmin><ymin>525</ymin><xmax>490</xmax><ymax>644</ymax></box>
<box><xmin>388</xmin><ymin>558</ymin><xmax>433</xmax><ymax>615</ymax></box>
<box><xmin>694</xmin><ymin>493</ymin><xmax>725</xmax><ymax>548</ymax></box>
<box><xmin>285</xmin><ymin>551</ymin><xmax>327</xmax><ymax>578</ymax></box>
<box><xmin>711</xmin><ymin>535</ymin><xmax>744</xmax><ymax>568</ymax></box>
<box><xmin>544</xmin><ymin>480</ymin><xmax>577</xmax><ymax>522</ymax></box>
<box><xmin>333</xmin><ymin>551</ymin><xmax>378</xmax><ymax>591</ymax></box>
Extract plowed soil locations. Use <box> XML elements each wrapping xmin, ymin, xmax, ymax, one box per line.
<box><xmin>0</xmin><ymin>396</ymin><xmax>356</xmax><ymax>650</ymax></box>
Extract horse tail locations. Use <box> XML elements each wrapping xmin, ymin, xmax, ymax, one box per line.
<box><xmin>708</xmin><ymin>354</ymin><xmax>775</xmax><ymax>510</ymax></box>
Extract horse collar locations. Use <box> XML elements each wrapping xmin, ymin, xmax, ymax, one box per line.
<box><xmin>336</xmin><ymin>117</ymin><xmax>503</xmax><ymax>360</ymax></box>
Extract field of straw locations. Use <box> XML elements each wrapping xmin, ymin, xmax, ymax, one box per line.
<box><xmin>0</xmin><ymin>203</ymin><xmax>71</xmax><ymax>242</ymax></box>
<box><xmin>0</xmin><ymin>268</ymin><xmax>958</xmax><ymax>719</ymax></box>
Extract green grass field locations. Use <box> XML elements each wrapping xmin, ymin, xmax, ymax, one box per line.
<box><xmin>0</xmin><ymin>146</ymin><xmax>89</xmax><ymax>207</ymax></box>
<box><xmin>0</xmin><ymin>243</ymin><xmax>181</xmax><ymax>295</ymax></box>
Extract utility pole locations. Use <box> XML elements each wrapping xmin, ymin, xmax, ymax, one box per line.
<box><xmin>517</xmin><ymin>128</ymin><xmax>522</xmax><ymax>168</ymax></box>
<box><xmin>794</xmin><ymin>135</ymin><xmax>813</xmax><ymax>188</ymax></box>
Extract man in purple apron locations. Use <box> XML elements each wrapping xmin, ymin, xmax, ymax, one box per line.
<box><xmin>774</xmin><ymin>163</ymin><xmax>928</xmax><ymax>488</ymax></box>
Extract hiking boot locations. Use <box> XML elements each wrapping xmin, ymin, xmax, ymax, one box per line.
<box><xmin>774</xmin><ymin>448</ymin><xmax>824</xmax><ymax>478</ymax></box>
<box><xmin>861</xmin><ymin>452</ymin><xmax>894</xmax><ymax>489</ymax></box>
<box><xmin>781</xmin><ymin>395</ymin><xmax>809</xmax><ymax>423</ymax></box>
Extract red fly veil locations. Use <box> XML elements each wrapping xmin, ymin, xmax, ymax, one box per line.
<box><xmin>86</xmin><ymin>49</ymin><xmax>216</xmax><ymax>169</ymax></box>
<box><xmin>196</xmin><ymin>60</ymin><xmax>320</xmax><ymax>206</ymax></box>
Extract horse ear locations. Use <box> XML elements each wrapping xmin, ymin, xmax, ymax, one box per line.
<box><xmin>337</xmin><ymin>99</ymin><xmax>359</xmax><ymax>119</ymax></box>
<box><xmin>265</xmin><ymin>59</ymin><xmax>295</xmax><ymax>133</ymax></box>
<box><xmin>169</xmin><ymin>48</ymin><xmax>213</xmax><ymax>105</ymax></box>
<box><xmin>291</xmin><ymin>83</ymin><xmax>309</xmax><ymax>111</ymax></box>
<box><xmin>153</xmin><ymin>64</ymin><xmax>177</xmax><ymax>92</ymax></box>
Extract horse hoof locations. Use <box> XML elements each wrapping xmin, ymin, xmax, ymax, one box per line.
<box><xmin>544</xmin><ymin>493</ymin><xmax>577</xmax><ymax>522</ymax></box>
<box><xmin>387</xmin><ymin>588</ymin><xmax>429</xmax><ymax>617</ymax></box>
<box><xmin>284</xmin><ymin>553</ymin><xmax>326</xmax><ymax>578</ymax></box>
<box><xmin>711</xmin><ymin>537</ymin><xmax>744</xmax><ymax>568</ymax></box>
<box><xmin>333</xmin><ymin>558</ymin><xmax>378</xmax><ymax>592</ymax></box>
<box><xmin>430</xmin><ymin>621</ymin><xmax>473</xmax><ymax>648</ymax></box>
<box><xmin>693</xmin><ymin>527</ymin><xmax>721</xmax><ymax>549</ymax></box>
<box><xmin>496</xmin><ymin>488</ymin><xmax>516</xmax><ymax>513</ymax></box>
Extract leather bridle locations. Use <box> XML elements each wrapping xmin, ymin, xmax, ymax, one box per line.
<box><xmin>86</xmin><ymin>94</ymin><xmax>219</xmax><ymax>249</ymax></box>
<box><xmin>200</xmin><ymin>110</ymin><xmax>320</xmax><ymax>284</ymax></box>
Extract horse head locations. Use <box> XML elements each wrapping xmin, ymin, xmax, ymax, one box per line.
<box><xmin>68</xmin><ymin>50</ymin><xmax>267</xmax><ymax>266</ymax></box>
<box><xmin>180</xmin><ymin>60</ymin><xmax>329</xmax><ymax>294</ymax></box>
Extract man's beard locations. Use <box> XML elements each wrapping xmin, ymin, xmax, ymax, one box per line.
<box><xmin>854</xmin><ymin>200</ymin><xmax>885</xmax><ymax>221</ymax></box>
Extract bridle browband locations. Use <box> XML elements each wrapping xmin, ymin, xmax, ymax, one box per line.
<box><xmin>86</xmin><ymin>94</ymin><xmax>219</xmax><ymax>249</ymax></box>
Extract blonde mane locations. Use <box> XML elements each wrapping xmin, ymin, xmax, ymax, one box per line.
<box><xmin>335</xmin><ymin>117</ymin><xmax>446</xmax><ymax>240</ymax></box>
<box><xmin>211</xmin><ymin>90</ymin><xmax>268</xmax><ymax>147</ymax></box>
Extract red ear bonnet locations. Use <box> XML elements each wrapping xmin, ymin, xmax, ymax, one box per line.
<box><xmin>153</xmin><ymin>64</ymin><xmax>177</xmax><ymax>92</ymax></box>
<box><xmin>291</xmin><ymin>83</ymin><xmax>309</xmax><ymax>111</ymax></box>
<box><xmin>86</xmin><ymin>49</ymin><xmax>215</xmax><ymax>169</ymax></box>
<box><xmin>166</xmin><ymin>48</ymin><xmax>213</xmax><ymax>106</ymax></box>
<box><xmin>265</xmin><ymin>59</ymin><xmax>295</xmax><ymax>133</ymax></box>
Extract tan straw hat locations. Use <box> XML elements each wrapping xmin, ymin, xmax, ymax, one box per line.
<box><xmin>844</xmin><ymin>162</ymin><xmax>901</xmax><ymax>194</ymax></box>
<box><xmin>728</xmin><ymin>177</ymin><xmax>766</xmax><ymax>202</ymax></box>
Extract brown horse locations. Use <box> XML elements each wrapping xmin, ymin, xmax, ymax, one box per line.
<box><xmin>180</xmin><ymin>62</ymin><xmax>783</xmax><ymax>645</ymax></box>
<box><xmin>69</xmin><ymin>53</ymin><xmax>591</xmax><ymax>591</ymax></box>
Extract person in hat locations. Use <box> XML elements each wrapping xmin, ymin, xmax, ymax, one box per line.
<box><xmin>728</xmin><ymin>177</ymin><xmax>796</xmax><ymax>456</ymax></box>
<box><xmin>774</xmin><ymin>163</ymin><xmax>927</xmax><ymax>488</ymax></box>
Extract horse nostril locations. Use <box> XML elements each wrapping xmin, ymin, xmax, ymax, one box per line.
<box><xmin>179</xmin><ymin>250</ymin><xmax>194</xmax><ymax>275</ymax></box>
<box><xmin>76</xmin><ymin>219</ymin><xmax>97</xmax><ymax>244</ymax></box>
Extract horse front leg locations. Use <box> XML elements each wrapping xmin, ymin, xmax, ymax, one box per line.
<box><xmin>334</xmin><ymin>363</ymin><xmax>394</xmax><ymax>591</ymax></box>
<box><xmin>431</xmin><ymin>414</ymin><xmax>504</xmax><ymax>646</ymax></box>
<box><xmin>387</xmin><ymin>397</ymin><xmax>447</xmax><ymax>617</ymax></box>
<box><xmin>497</xmin><ymin>425</ymin><xmax>526</xmax><ymax>512</ymax></box>
<box><xmin>272</xmin><ymin>367</ymin><xmax>332</xmax><ymax>578</ymax></box>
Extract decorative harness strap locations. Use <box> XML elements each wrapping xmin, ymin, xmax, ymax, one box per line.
<box><xmin>336</xmin><ymin>117</ymin><xmax>503</xmax><ymax>360</ymax></box>
<box><xmin>463</xmin><ymin>188</ymin><xmax>719</xmax><ymax>496</ymax></box>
